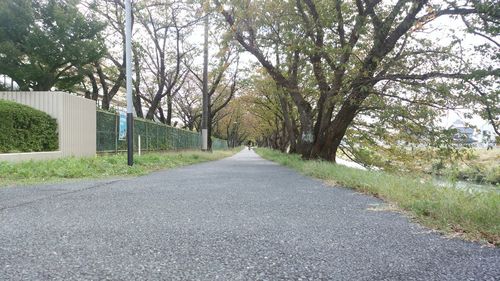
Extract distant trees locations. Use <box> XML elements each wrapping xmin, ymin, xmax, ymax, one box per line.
<box><xmin>0</xmin><ymin>0</ymin><xmax>106</xmax><ymax>91</ymax></box>
<box><xmin>212</xmin><ymin>97</ymin><xmax>250</xmax><ymax>148</ymax></box>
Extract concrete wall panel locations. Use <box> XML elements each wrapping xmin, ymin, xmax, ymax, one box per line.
<box><xmin>0</xmin><ymin>91</ymin><xmax>96</xmax><ymax>161</ymax></box>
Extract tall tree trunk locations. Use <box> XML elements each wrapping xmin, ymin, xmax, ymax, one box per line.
<box><xmin>278</xmin><ymin>93</ymin><xmax>297</xmax><ymax>152</ymax></box>
<box><xmin>296</xmin><ymin>114</ymin><xmax>314</xmax><ymax>158</ymax></box>
<box><xmin>201</xmin><ymin>5</ymin><xmax>210</xmax><ymax>151</ymax></box>
<box><xmin>133</xmin><ymin>46</ymin><xmax>143</xmax><ymax>118</ymax></box>
<box><xmin>86</xmin><ymin>72</ymin><xmax>99</xmax><ymax>101</ymax></box>
<box><xmin>133</xmin><ymin>92</ymin><xmax>143</xmax><ymax>118</ymax></box>
<box><xmin>157</xmin><ymin>106</ymin><xmax>167</xmax><ymax>124</ymax></box>
<box><xmin>207</xmin><ymin>103</ymin><xmax>213</xmax><ymax>151</ymax></box>
<box><xmin>166</xmin><ymin>94</ymin><xmax>173</xmax><ymax>126</ymax></box>
<box><xmin>96</xmin><ymin>64</ymin><xmax>110</xmax><ymax>110</ymax></box>
<box><xmin>96</xmin><ymin>61</ymin><xmax>125</xmax><ymax>111</ymax></box>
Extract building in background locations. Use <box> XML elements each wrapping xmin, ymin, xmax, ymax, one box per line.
<box><xmin>449</xmin><ymin>119</ymin><xmax>497</xmax><ymax>148</ymax></box>
<box><xmin>450</xmin><ymin>119</ymin><xmax>476</xmax><ymax>145</ymax></box>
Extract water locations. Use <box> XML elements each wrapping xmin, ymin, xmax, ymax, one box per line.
<box><xmin>336</xmin><ymin>157</ymin><xmax>498</xmax><ymax>193</ymax></box>
<box><xmin>433</xmin><ymin>177</ymin><xmax>499</xmax><ymax>193</ymax></box>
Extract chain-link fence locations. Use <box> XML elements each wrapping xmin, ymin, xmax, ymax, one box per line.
<box><xmin>97</xmin><ymin>110</ymin><xmax>228</xmax><ymax>153</ymax></box>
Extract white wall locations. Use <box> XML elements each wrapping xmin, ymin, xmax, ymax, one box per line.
<box><xmin>0</xmin><ymin>91</ymin><xmax>96</xmax><ymax>162</ymax></box>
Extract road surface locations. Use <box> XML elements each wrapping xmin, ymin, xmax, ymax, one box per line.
<box><xmin>1</xmin><ymin>150</ymin><xmax>499</xmax><ymax>280</ymax></box>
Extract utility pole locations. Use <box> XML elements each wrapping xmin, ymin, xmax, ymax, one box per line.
<box><xmin>201</xmin><ymin>3</ymin><xmax>209</xmax><ymax>151</ymax></box>
<box><xmin>125</xmin><ymin>0</ymin><xmax>134</xmax><ymax>166</ymax></box>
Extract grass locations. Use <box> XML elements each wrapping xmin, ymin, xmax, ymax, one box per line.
<box><xmin>474</xmin><ymin>147</ymin><xmax>500</xmax><ymax>164</ymax></box>
<box><xmin>256</xmin><ymin>148</ymin><xmax>500</xmax><ymax>246</ymax></box>
<box><xmin>0</xmin><ymin>149</ymin><xmax>240</xmax><ymax>187</ymax></box>
<box><xmin>441</xmin><ymin>147</ymin><xmax>500</xmax><ymax>185</ymax></box>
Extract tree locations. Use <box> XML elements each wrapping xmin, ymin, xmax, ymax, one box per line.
<box><xmin>174</xmin><ymin>75</ymin><xmax>202</xmax><ymax>130</ymax></box>
<box><xmin>0</xmin><ymin>0</ymin><xmax>106</xmax><ymax>91</ymax></box>
<box><xmin>82</xmin><ymin>0</ymin><xmax>131</xmax><ymax>111</ymax></box>
<box><xmin>134</xmin><ymin>0</ymin><xmax>195</xmax><ymax>125</ymax></box>
<box><xmin>213</xmin><ymin>96</ymin><xmax>258</xmax><ymax>148</ymax></box>
<box><xmin>215</xmin><ymin>0</ymin><xmax>499</xmax><ymax>162</ymax></box>
<box><xmin>185</xmin><ymin>6</ymin><xmax>241</xmax><ymax>150</ymax></box>
<box><xmin>245</xmin><ymin>71</ymin><xmax>299</xmax><ymax>152</ymax></box>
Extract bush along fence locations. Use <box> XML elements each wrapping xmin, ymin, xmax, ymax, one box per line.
<box><xmin>0</xmin><ymin>99</ymin><xmax>58</xmax><ymax>153</ymax></box>
<box><xmin>96</xmin><ymin>110</ymin><xmax>228</xmax><ymax>153</ymax></box>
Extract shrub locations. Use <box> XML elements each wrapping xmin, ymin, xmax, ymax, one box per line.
<box><xmin>0</xmin><ymin>99</ymin><xmax>58</xmax><ymax>152</ymax></box>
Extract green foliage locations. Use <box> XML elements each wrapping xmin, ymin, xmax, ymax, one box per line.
<box><xmin>256</xmin><ymin>148</ymin><xmax>500</xmax><ymax>246</ymax></box>
<box><xmin>0</xmin><ymin>100</ymin><xmax>58</xmax><ymax>152</ymax></box>
<box><xmin>0</xmin><ymin>149</ymin><xmax>239</xmax><ymax>186</ymax></box>
<box><xmin>223</xmin><ymin>0</ymin><xmax>498</xmax><ymax>165</ymax></box>
<box><xmin>445</xmin><ymin>164</ymin><xmax>500</xmax><ymax>185</ymax></box>
<box><xmin>0</xmin><ymin>0</ymin><xmax>106</xmax><ymax>91</ymax></box>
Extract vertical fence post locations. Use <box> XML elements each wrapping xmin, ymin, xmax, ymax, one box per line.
<box><xmin>115</xmin><ymin>112</ymin><xmax>118</xmax><ymax>153</ymax></box>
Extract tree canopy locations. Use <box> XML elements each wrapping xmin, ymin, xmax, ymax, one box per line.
<box><xmin>0</xmin><ymin>0</ymin><xmax>106</xmax><ymax>91</ymax></box>
<box><xmin>215</xmin><ymin>0</ymin><xmax>499</xmax><ymax>162</ymax></box>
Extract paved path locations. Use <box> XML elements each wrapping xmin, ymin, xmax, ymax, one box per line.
<box><xmin>0</xmin><ymin>150</ymin><xmax>499</xmax><ymax>280</ymax></box>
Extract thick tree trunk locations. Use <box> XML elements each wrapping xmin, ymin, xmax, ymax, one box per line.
<box><xmin>311</xmin><ymin>84</ymin><xmax>370</xmax><ymax>161</ymax></box>
<box><xmin>313</xmin><ymin>108</ymin><xmax>357</xmax><ymax>162</ymax></box>
<box><xmin>278</xmin><ymin>94</ymin><xmax>297</xmax><ymax>152</ymax></box>
<box><xmin>145</xmin><ymin>94</ymin><xmax>162</xmax><ymax>120</ymax></box>
<box><xmin>33</xmin><ymin>76</ymin><xmax>55</xmax><ymax>91</ymax></box>
<box><xmin>296</xmin><ymin>118</ymin><xmax>314</xmax><ymax>159</ymax></box>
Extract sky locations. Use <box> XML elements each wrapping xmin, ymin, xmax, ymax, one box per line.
<box><xmin>423</xmin><ymin>15</ymin><xmax>498</xmax><ymax>133</ymax></box>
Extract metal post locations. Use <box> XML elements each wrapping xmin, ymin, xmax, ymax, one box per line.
<box><xmin>138</xmin><ymin>135</ymin><xmax>141</xmax><ymax>156</ymax></box>
<box><xmin>115</xmin><ymin>113</ymin><xmax>119</xmax><ymax>153</ymax></box>
<box><xmin>201</xmin><ymin>4</ymin><xmax>209</xmax><ymax>151</ymax></box>
<box><xmin>125</xmin><ymin>0</ymin><xmax>134</xmax><ymax>166</ymax></box>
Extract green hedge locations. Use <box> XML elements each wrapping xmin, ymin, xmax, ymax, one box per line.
<box><xmin>0</xmin><ymin>100</ymin><xmax>58</xmax><ymax>152</ymax></box>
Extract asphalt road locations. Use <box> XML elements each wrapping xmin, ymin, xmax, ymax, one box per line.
<box><xmin>0</xmin><ymin>149</ymin><xmax>499</xmax><ymax>280</ymax></box>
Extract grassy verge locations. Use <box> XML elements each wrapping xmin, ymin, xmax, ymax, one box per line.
<box><xmin>0</xmin><ymin>148</ymin><xmax>240</xmax><ymax>187</ymax></box>
<box><xmin>443</xmin><ymin>148</ymin><xmax>500</xmax><ymax>185</ymax></box>
<box><xmin>256</xmin><ymin>148</ymin><xmax>500</xmax><ymax>246</ymax></box>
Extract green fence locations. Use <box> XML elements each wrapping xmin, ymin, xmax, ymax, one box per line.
<box><xmin>96</xmin><ymin>110</ymin><xmax>228</xmax><ymax>153</ymax></box>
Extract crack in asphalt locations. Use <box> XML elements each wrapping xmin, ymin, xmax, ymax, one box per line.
<box><xmin>0</xmin><ymin>180</ymin><xmax>122</xmax><ymax>212</ymax></box>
